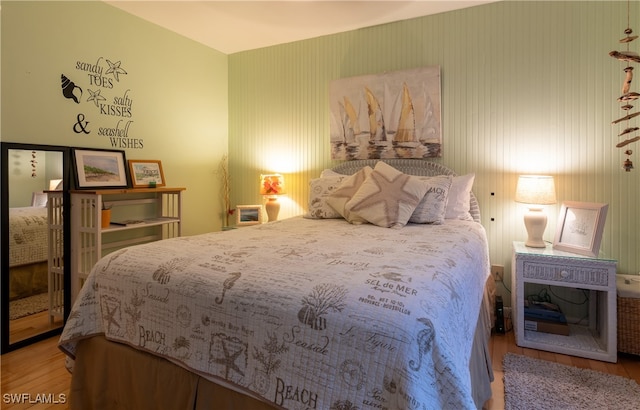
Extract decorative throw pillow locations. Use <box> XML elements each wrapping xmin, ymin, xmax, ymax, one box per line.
<box><xmin>409</xmin><ymin>175</ymin><xmax>453</xmax><ymax>224</ymax></box>
<box><xmin>344</xmin><ymin>162</ymin><xmax>428</xmax><ymax>228</ymax></box>
<box><xmin>304</xmin><ymin>176</ymin><xmax>347</xmax><ymax>219</ymax></box>
<box><xmin>326</xmin><ymin>166</ymin><xmax>373</xmax><ymax>224</ymax></box>
<box><xmin>320</xmin><ymin>169</ymin><xmax>342</xmax><ymax>178</ymax></box>
<box><xmin>445</xmin><ymin>173</ymin><xmax>475</xmax><ymax>220</ymax></box>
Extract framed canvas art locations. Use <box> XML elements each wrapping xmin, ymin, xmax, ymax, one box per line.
<box><xmin>329</xmin><ymin>65</ymin><xmax>442</xmax><ymax>160</ymax></box>
<box><xmin>72</xmin><ymin>148</ymin><xmax>129</xmax><ymax>189</ymax></box>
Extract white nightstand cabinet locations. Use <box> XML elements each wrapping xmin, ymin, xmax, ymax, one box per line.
<box><xmin>512</xmin><ymin>242</ymin><xmax>617</xmax><ymax>362</ymax></box>
<box><xmin>70</xmin><ymin>188</ymin><xmax>185</xmax><ymax>303</ymax></box>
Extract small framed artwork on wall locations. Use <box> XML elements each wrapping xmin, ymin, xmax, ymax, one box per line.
<box><xmin>236</xmin><ymin>205</ymin><xmax>263</xmax><ymax>226</ymax></box>
<box><xmin>72</xmin><ymin>148</ymin><xmax>129</xmax><ymax>189</ymax></box>
<box><xmin>553</xmin><ymin>201</ymin><xmax>609</xmax><ymax>257</ymax></box>
<box><xmin>128</xmin><ymin>160</ymin><xmax>165</xmax><ymax>188</ymax></box>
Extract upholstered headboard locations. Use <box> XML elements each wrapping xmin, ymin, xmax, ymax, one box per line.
<box><xmin>331</xmin><ymin>159</ymin><xmax>481</xmax><ymax>223</ymax></box>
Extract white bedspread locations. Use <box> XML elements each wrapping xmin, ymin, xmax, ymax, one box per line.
<box><xmin>59</xmin><ymin>217</ymin><xmax>490</xmax><ymax>409</ymax></box>
<box><xmin>9</xmin><ymin>206</ymin><xmax>48</xmax><ymax>267</ymax></box>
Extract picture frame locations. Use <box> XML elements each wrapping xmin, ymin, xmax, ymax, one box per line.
<box><xmin>553</xmin><ymin>201</ymin><xmax>609</xmax><ymax>257</ymax></box>
<box><xmin>128</xmin><ymin>159</ymin><xmax>166</xmax><ymax>188</ymax></box>
<box><xmin>72</xmin><ymin>148</ymin><xmax>129</xmax><ymax>189</ymax></box>
<box><xmin>236</xmin><ymin>205</ymin><xmax>263</xmax><ymax>226</ymax></box>
<box><xmin>31</xmin><ymin>191</ymin><xmax>48</xmax><ymax>207</ymax></box>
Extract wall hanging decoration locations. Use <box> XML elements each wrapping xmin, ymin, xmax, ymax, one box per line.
<box><xmin>61</xmin><ymin>74</ymin><xmax>83</xmax><ymax>104</ymax></box>
<box><xmin>61</xmin><ymin>57</ymin><xmax>141</xmax><ymax>150</ymax></box>
<box><xmin>31</xmin><ymin>151</ymin><xmax>37</xmax><ymax>177</ymax></box>
<box><xmin>610</xmin><ymin>0</ymin><xmax>639</xmax><ymax>171</ymax></box>
<box><xmin>329</xmin><ymin>66</ymin><xmax>442</xmax><ymax>160</ymax></box>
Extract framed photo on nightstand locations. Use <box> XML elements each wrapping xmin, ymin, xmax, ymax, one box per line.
<box><xmin>236</xmin><ymin>205</ymin><xmax>263</xmax><ymax>226</ymax></box>
<box><xmin>553</xmin><ymin>201</ymin><xmax>608</xmax><ymax>257</ymax></box>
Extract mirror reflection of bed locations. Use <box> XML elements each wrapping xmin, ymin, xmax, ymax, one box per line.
<box><xmin>7</xmin><ymin>149</ymin><xmax>64</xmax><ymax>345</ymax></box>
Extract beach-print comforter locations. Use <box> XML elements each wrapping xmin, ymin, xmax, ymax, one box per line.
<box><xmin>59</xmin><ymin>217</ymin><xmax>490</xmax><ymax>409</ymax></box>
<box><xmin>9</xmin><ymin>206</ymin><xmax>48</xmax><ymax>267</ymax></box>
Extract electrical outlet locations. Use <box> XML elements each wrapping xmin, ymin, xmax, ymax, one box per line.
<box><xmin>491</xmin><ymin>265</ymin><xmax>504</xmax><ymax>282</ymax></box>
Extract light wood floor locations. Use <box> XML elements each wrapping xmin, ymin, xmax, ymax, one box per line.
<box><xmin>1</xmin><ymin>329</ymin><xmax>638</xmax><ymax>410</ymax></box>
<box><xmin>484</xmin><ymin>329</ymin><xmax>640</xmax><ymax>410</ymax></box>
<box><xmin>9</xmin><ymin>311</ymin><xmax>64</xmax><ymax>345</ymax></box>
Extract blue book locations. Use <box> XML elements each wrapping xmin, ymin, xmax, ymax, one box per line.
<box><xmin>523</xmin><ymin>300</ymin><xmax>567</xmax><ymax>323</ymax></box>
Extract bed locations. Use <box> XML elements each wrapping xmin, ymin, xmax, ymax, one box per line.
<box><xmin>8</xmin><ymin>206</ymin><xmax>49</xmax><ymax>301</ymax></box>
<box><xmin>59</xmin><ymin>159</ymin><xmax>494</xmax><ymax>410</ymax></box>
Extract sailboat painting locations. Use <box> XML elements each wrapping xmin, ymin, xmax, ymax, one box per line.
<box><xmin>329</xmin><ymin>66</ymin><xmax>442</xmax><ymax>160</ymax></box>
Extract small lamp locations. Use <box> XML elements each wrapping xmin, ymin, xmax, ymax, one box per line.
<box><xmin>515</xmin><ymin>175</ymin><xmax>557</xmax><ymax>248</ymax></box>
<box><xmin>49</xmin><ymin>179</ymin><xmax>63</xmax><ymax>191</ymax></box>
<box><xmin>260</xmin><ymin>174</ymin><xmax>286</xmax><ymax>222</ymax></box>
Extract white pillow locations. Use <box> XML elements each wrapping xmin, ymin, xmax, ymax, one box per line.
<box><xmin>409</xmin><ymin>175</ymin><xmax>453</xmax><ymax>224</ymax></box>
<box><xmin>304</xmin><ymin>176</ymin><xmax>347</xmax><ymax>219</ymax></box>
<box><xmin>345</xmin><ymin>162</ymin><xmax>428</xmax><ymax>228</ymax></box>
<box><xmin>445</xmin><ymin>173</ymin><xmax>475</xmax><ymax>220</ymax></box>
<box><xmin>320</xmin><ymin>169</ymin><xmax>342</xmax><ymax>178</ymax></box>
<box><xmin>326</xmin><ymin>166</ymin><xmax>373</xmax><ymax>224</ymax></box>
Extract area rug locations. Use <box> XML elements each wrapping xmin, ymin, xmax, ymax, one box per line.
<box><xmin>503</xmin><ymin>352</ymin><xmax>640</xmax><ymax>410</ymax></box>
<box><xmin>9</xmin><ymin>293</ymin><xmax>48</xmax><ymax>320</ymax></box>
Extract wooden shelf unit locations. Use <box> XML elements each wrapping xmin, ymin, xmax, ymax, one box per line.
<box><xmin>70</xmin><ymin>187</ymin><xmax>185</xmax><ymax>301</ymax></box>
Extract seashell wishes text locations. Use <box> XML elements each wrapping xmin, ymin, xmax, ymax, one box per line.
<box><xmin>65</xmin><ymin>55</ymin><xmax>143</xmax><ymax>149</ymax></box>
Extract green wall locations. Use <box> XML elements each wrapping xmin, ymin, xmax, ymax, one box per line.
<box><xmin>1</xmin><ymin>1</ymin><xmax>229</xmax><ymax>234</ymax></box>
<box><xmin>228</xmin><ymin>1</ymin><xmax>640</xmax><ymax>293</ymax></box>
<box><xmin>3</xmin><ymin>1</ymin><xmax>639</xmax><ymax>298</ymax></box>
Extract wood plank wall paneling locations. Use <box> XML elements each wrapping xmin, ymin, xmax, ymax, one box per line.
<box><xmin>228</xmin><ymin>2</ymin><xmax>640</xmax><ymax>298</ymax></box>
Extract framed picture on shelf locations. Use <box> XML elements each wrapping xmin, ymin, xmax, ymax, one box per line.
<box><xmin>128</xmin><ymin>159</ymin><xmax>166</xmax><ymax>188</ymax></box>
<box><xmin>236</xmin><ymin>205</ymin><xmax>263</xmax><ymax>226</ymax></box>
<box><xmin>553</xmin><ymin>201</ymin><xmax>609</xmax><ymax>257</ymax></box>
<box><xmin>72</xmin><ymin>148</ymin><xmax>129</xmax><ymax>189</ymax></box>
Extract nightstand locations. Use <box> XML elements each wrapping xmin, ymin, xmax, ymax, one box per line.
<box><xmin>512</xmin><ymin>241</ymin><xmax>617</xmax><ymax>362</ymax></box>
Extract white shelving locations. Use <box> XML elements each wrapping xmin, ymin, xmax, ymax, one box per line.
<box><xmin>512</xmin><ymin>241</ymin><xmax>617</xmax><ymax>363</ymax></box>
<box><xmin>46</xmin><ymin>191</ymin><xmax>64</xmax><ymax>324</ymax></box>
<box><xmin>70</xmin><ymin>187</ymin><xmax>185</xmax><ymax>302</ymax></box>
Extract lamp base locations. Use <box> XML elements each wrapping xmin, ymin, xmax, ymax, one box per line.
<box><xmin>523</xmin><ymin>207</ymin><xmax>547</xmax><ymax>248</ymax></box>
<box><xmin>524</xmin><ymin>238</ymin><xmax>547</xmax><ymax>248</ymax></box>
<box><xmin>265</xmin><ymin>197</ymin><xmax>280</xmax><ymax>222</ymax></box>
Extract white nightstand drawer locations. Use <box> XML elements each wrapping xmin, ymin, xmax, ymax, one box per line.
<box><xmin>522</xmin><ymin>260</ymin><xmax>609</xmax><ymax>286</ymax></box>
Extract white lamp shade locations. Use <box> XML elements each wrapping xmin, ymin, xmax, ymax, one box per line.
<box><xmin>515</xmin><ymin>175</ymin><xmax>556</xmax><ymax>205</ymax></box>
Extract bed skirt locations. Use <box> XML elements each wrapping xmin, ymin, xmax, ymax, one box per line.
<box><xmin>9</xmin><ymin>262</ymin><xmax>48</xmax><ymax>301</ymax></box>
<box><xmin>68</xmin><ymin>290</ymin><xmax>494</xmax><ymax>410</ymax></box>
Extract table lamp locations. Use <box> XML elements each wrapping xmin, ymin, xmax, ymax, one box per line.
<box><xmin>49</xmin><ymin>179</ymin><xmax>63</xmax><ymax>190</ymax></box>
<box><xmin>260</xmin><ymin>174</ymin><xmax>286</xmax><ymax>222</ymax></box>
<box><xmin>515</xmin><ymin>175</ymin><xmax>556</xmax><ymax>248</ymax></box>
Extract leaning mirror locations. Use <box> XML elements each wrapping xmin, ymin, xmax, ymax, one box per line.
<box><xmin>1</xmin><ymin>142</ymin><xmax>70</xmax><ymax>353</ymax></box>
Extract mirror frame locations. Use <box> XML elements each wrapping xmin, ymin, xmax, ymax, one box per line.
<box><xmin>1</xmin><ymin>142</ymin><xmax>72</xmax><ymax>353</ymax></box>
